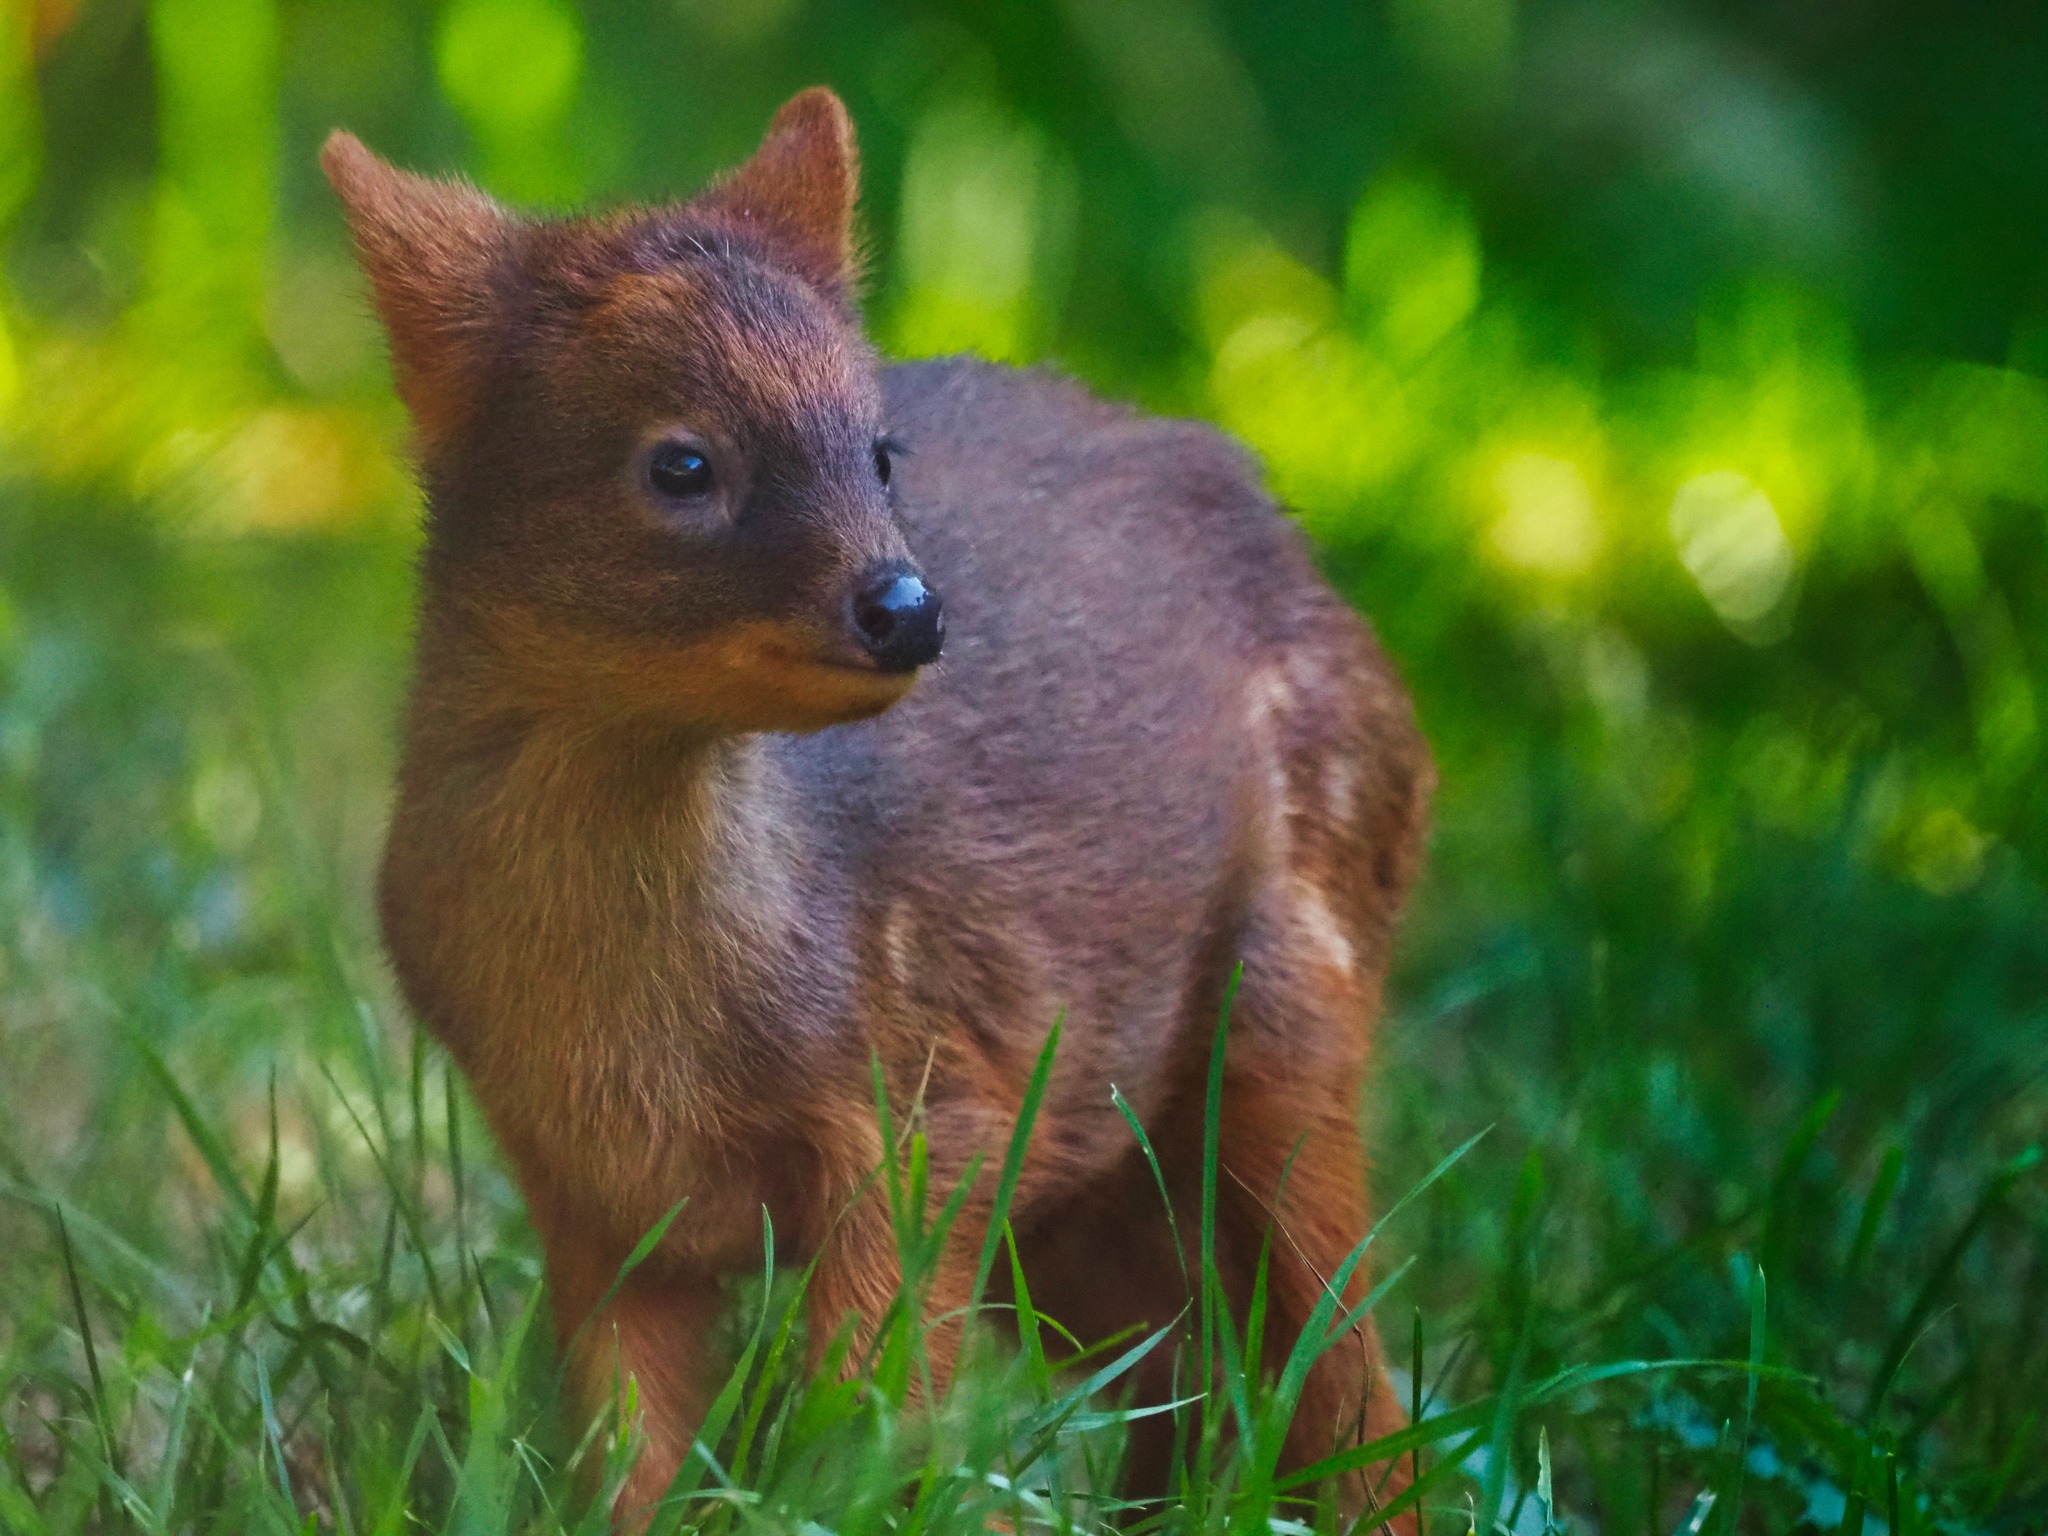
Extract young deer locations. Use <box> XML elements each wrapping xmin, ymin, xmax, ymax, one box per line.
<box><xmin>326</xmin><ymin>88</ymin><xmax>1431</xmax><ymax>1523</ymax></box>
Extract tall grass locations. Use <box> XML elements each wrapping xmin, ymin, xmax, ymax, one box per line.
<box><xmin>0</xmin><ymin>964</ymin><xmax>1753</xmax><ymax>1536</ymax></box>
<box><xmin>1</xmin><ymin>492</ymin><xmax>2043</xmax><ymax>1533</ymax></box>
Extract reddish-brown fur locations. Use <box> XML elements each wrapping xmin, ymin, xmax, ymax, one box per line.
<box><xmin>326</xmin><ymin>88</ymin><xmax>1432</xmax><ymax>1527</ymax></box>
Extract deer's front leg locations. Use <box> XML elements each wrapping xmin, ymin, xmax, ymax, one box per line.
<box><xmin>804</xmin><ymin>1128</ymin><xmax>986</xmax><ymax>1400</ymax></box>
<box><xmin>541</xmin><ymin>1214</ymin><xmax>725</xmax><ymax>1529</ymax></box>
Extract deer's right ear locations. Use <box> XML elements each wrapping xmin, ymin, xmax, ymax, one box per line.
<box><xmin>321</xmin><ymin>132</ymin><xmax>513</xmax><ymax>446</ymax></box>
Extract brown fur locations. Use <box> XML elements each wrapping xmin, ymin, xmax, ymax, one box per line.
<box><xmin>328</xmin><ymin>88</ymin><xmax>1432</xmax><ymax>1529</ymax></box>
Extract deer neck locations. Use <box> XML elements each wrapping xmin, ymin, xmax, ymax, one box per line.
<box><xmin>386</xmin><ymin>602</ymin><xmax>812</xmax><ymax>1078</ymax></box>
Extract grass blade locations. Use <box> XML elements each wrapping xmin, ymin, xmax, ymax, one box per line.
<box><xmin>1111</xmin><ymin>1083</ymin><xmax>1188</xmax><ymax>1283</ymax></box>
<box><xmin>970</xmin><ymin>1013</ymin><xmax>1063</xmax><ymax>1310</ymax></box>
<box><xmin>1719</xmin><ymin>1257</ymin><xmax>1765</xmax><ymax>1534</ymax></box>
<box><xmin>55</xmin><ymin>1205</ymin><xmax>119</xmax><ymax>1521</ymax></box>
<box><xmin>559</xmin><ymin>1200</ymin><xmax>689</xmax><ymax>1376</ymax></box>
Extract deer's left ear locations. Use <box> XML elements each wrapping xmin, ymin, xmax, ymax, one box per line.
<box><xmin>699</xmin><ymin>87</ymin><xmax>860</xmax><ymax>300</ymax></box>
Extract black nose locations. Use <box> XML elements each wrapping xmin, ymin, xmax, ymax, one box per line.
<box><xmin>852</xmin><ymin>568</ymin><xmax>945</xmax><ymax>673</ymax></box>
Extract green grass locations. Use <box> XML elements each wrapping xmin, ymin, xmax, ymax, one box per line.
<box><xmin>1</xmin><ymin>483</ymin><xmax>2044</xmax><ymax>1536</ymax></box>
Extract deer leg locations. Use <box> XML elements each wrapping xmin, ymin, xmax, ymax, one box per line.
<box><xmin>802</xmin><ymin>1112</ymin><xmax>1000</xmax><ymax>1400</ymax></box>
<box><xmin>1011</xmin><ymin>1151</ymin><xmax>1196</xmax><ymax>1514</ymax></box>
<box><xmin>541</xmin><ymin>1215</ymin><xmax>726</xmax><ymax>1531</ymax></box>
<box><xmin>1212</xmin><ymin>1064</ymin><xmax>1414</xmax><ymax>1530</ymax></box>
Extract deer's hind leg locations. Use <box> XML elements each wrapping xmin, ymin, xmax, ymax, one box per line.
<box><xmin>1207</xmin><ymin>624</ymin><xmax>1430</xmax><ymax>1522</ymax></box>
<box><xmin>1203</xmin><ymin>878</ymin><xmax>1416</xmax><ymax>1527</ymax></box>
<box><xmin>1210</xmin><ymin>1050</ymin><xmax>1411</xmax><ymax>1519</ymax></box>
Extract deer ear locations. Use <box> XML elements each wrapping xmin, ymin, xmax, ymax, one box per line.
<box><xmin>321</xmin><ymin>132</ymin><xmax>514</xmax><ymax>446</ymax></box>
<box><xmin>699</xmin><ymin>88</ymin><xmax>860</xmax><ymax>298</ymax></box>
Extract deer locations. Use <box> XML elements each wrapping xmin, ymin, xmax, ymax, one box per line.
<box><xmin>323</xmin><ymin>86</ymin><xmax>1431</xmax><ymax>1526</ymax></box>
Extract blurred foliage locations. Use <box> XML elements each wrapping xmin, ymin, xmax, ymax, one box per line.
<box><xmin>2</xmin><ymin>0</ymin><xmax>2047</xmax><ymax>1530</ymax></box>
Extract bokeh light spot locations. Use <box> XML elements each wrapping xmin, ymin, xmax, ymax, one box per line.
<box><xmin>1669</xmin><ymin>469</ymin><xmax>1796</xmax><ymax>634</ymax></box>
<box><xmin>1489</xmin><ymin>452</ymin><xmax>1601</xmax><ymax>574</ymax></box>
<box><xmin>1900</xmin><ymin>805</ymin><xmax>1992</xmax><ymax>896</ymax></box>
<box><xmin>890</xmin><ymin>100</ymin><xmax>1068</xmax><ymax>362</ymax></box>
<box><xmin>1345</xmin><ymin>175</ymin><xmax>1481</xmax><ymax>360</ymax></box>
<box><xmin>436</xmin><ymin>0</ymin><xmax>583</xmax><ymax>148</ymax></box>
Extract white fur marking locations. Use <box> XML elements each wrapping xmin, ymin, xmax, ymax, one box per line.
<box><xmin>882</xmin><ymin>901</ymin><xmax>915</xmax><ymax>993</ymax></box>
<box><xmin>1293</xmin><ymin>877</ymin><xmax>1357</xmax><ymax>976</ymax></box>
<box><xmin>1322</xmin><ymin>756</ymin><xmax>1358</xmax><ymax>826</ymax></box>
<box><xmin>1245</xmin><ymin>668</ymin><xmax>1295</xmax><ymax>837</ymax></box>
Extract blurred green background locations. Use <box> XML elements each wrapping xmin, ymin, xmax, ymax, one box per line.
<box><xmin>3</xmin><ymin>0</ymin><xmax>2046</xmax><ymax>1530</ymax></box>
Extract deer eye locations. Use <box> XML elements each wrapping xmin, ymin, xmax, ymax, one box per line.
<box><xmin>873</xmin><ymin>438</ymin><xmax>894</xmax><ymax>487</ymax></box>
<box><xmin>649</xmin><ymin>442</ymin><xmax>714</xmax><ymax>499</ymax></box>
